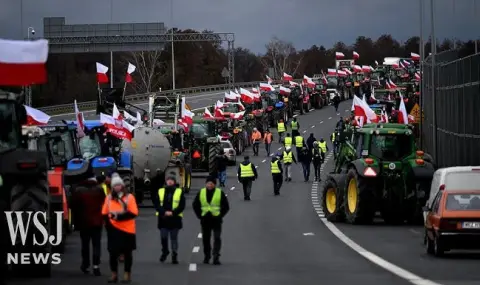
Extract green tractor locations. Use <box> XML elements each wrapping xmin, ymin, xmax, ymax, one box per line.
<box><xmin>321</xmin><ymin>123</ymin><xmax>435</xmax><ymax>225</ymax></box>
<box><xmin>186</xmin><ymin>119</ymin><xmax>222</xmax><ymax>174</ymax></box>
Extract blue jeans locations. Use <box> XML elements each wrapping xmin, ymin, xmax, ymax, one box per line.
<box><xmin>218</xmin><ymin>170</ymin><xmax>227</xmax><ymax>185</ymax></box>
<box><xmin>160</xmin><ymin>228</ymin><xmax>179</xmax><ymax>254</ymax></box>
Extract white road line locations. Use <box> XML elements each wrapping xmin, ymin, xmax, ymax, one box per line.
<box><xmin>293</xmin><ymin>114</ymin><xmax>298</xmax><ymax>118</ymax></box>
<box><xmin>197</xmin><ymin>233</ymin><xmax>202</xmax><ymax>238</ymax></box>
<box><xmin>189</xmin><ymin>263</ymin><xmax>197</xmax><ymax>271</ymax></box>
<box><xmin>320</xmin><ymin>121</ymin><xmax>324</xmax><ymax>124</ymax></box>
<box><xmin>328</xmin><ymin>117</ymin><xmax>332</xmax><ymax>119</ymax></box>
<box><xmin>278</xmin><ymin>147</ymin><xmax>282</xmax><ymax>150</ymax></box>
<box><xmin>303</xmin><ymin>130</ymin><xmax>307</xmax><ymax>133</ymax></box>
<box><xmin>311</xmin><ymin>125</ymin><xmax>315</xmax><ymax>128</ymax></box>
<box><xmin>345</xmin><ymin>109</ymin><xmax>349</xmax><ymax>112</ymax></box>
<box><xmin>192</xmin><ymin>246</ymin><xmax>200</xmax><ymax>253</ymax></box>
<box><xmin>309</xmin><ymin>109</ymin><xmax>315</xmax><ymax>112</ymax></box>
<box><xmin>262</xmin><ymin>159</ymin><xmax>266</xmax><ymax>163</ymax></box>
<box><xmin>230</xmin><ymin>187</ymin><xmax>235</xmax><ymax>191</ymax></box>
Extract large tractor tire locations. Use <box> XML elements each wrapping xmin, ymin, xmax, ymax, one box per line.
<box><xmin>321</xmin><ymin>174</ymin><xmax>346</xmax><ymax>222</ymax></box>
<box><xmin>343</xmin><ymin>168</ymin><xmax>375</xmax><ymax>224</ymax></box>
<box><xmin>208</xmin><ymin>144</ymin><xmax>221</xmax><ymax>175</ymax></box>
<box><xmin>10</xmin><ymin>178</ymin><xmax>52</xmax><ymax>278</ymax></box>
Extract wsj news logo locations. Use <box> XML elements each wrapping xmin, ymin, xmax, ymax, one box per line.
<box><xmin>5</xmin><ymin>211</ymin><xmax>63</xmax><ymax>265</ymax></box>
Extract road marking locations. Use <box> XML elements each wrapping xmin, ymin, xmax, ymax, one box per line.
<box><xmin>309</xmin><ymin>109</ymin><xmax>315</xmax><ymax>112</ymax></box>
<box><xmin>270</xmin><ymin>154</ymin><xmax>274</xmax><ymax>156</ymax></box>
<box><xmin>303</xmin><ymin>130</ymin><xmax>307</xmax><ymax>133</ymax></box>
<box><xmin>293</xmin><ymin>114</ymin><xmax>298</xmax><ymax>118</ymax></box>
<box><xmin>310</xmin><ymin>153</ymin><xmax>443</xmax><ymax>285</ymax></box>
<box><xmin>255</xmin><ymin>166</ymin><xmax>258</xmax><ymax>168</ymax></box>
<box><xmin>409</xmin><ymin>228</ymin><xmax>421</xmax><ymax>235</ymax></box>
<box><xmin>303</xmin><ymin>232</ymin><xmax>315</xmax><ymax>236</ymax></box>
<box><xmin>230</xmin><ymin>187</ymin><xmax>235</xmax><ymax>191</ymax></box>
<box><xmin>262</xmin><ymin>159</ymin><xmax>266</xmax><ymax>163</ymax></box>
<box><xmin>345</xmin><ymin>109</ymin><xmax>349</xmax><ymax>112</ymax></box>
<box><xmin>328</xmin><ymin>117</ymin><xmax>332</xmax><ymax>119</ymax></box>
<box><xmin>189</xmin><ymin>263</ymin><xmax>197</xmax><ymax>271</ymax></box>
<box><xmin>192</xmin><ymin>246</ymin><xmax>200</xmax><ymax>253</ymax></box>
<box><xmin>197</xmin><ymin>233</ymin><xmax>202</xmax><ymax>239</ymax></box>
<box><xmin>320</xmin><ymin>121</ymin><xmax>323</xmax><ymax>124</ymax></box>
<box><xmin>278</xmin><ymin>147</ymin><xmax>282</xmax><ymax>150</ymax></box>
<box><xmin>311</xmin><ymin>125</ymin><xmax>315</xmax><ymax>128</ymax></box>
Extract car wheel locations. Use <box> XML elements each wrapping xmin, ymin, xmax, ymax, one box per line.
<box><xmin>425</xmin><ymin>230</ymin><xmax>434</xmax><ymax>254</ymax></box>
<box><xmin>433</xmin><ymin>235</ymin><xmax>444</xmax><ymax>256</ymax></box>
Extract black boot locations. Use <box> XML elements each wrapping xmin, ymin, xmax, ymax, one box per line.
<box><xmin>80</xmin><ymin>265</ymin><xmax>89</xmax><ymax>274</ymax></box>
<box><xmin>160</xmin><ymin>238</ymin><xmax>169</xmax><ymax>262</ymax></box>
<box><xmin>160</xmin><ymin>250</ymin><xmax>169</xmax><ymax>262</ymax></box>
<box><xmin>213</xmin><ymin>256</ymin><xmax>221</xmax><ymax>265</ymax></box>
<box><xmin>93</xmin><ymin>266</ymin><xmax>101</xmax><ymax>276</ymax></box>
<box><xmin>203</xmin><ymin>256</ymin><xmax>210</xmax><ymax>264</ymax></box>
<box><xmin>171</xmin><ymin>252</ymin><xmax>178</xmax><ymax>264</ymax></box>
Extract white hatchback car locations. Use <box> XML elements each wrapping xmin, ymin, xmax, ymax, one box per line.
<box><xmin>221</xmin><ymin>140</ymin><xmax>236</xmax><ymax>165</ymax></box>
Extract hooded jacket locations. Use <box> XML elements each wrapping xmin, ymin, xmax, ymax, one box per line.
<box><xmin>237</xmin><ymin>160</ymin><xmax>258</xmax><ymax>180</ymax></box>
<box><xmin>71</xmin><ymin>178</ymin><xmax>105</xmax><ymax>230</ymax></box>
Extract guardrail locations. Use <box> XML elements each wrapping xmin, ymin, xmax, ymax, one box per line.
<box><xmin>38</xmin><ymin>81</ymin><xmax>264</xmax><ymax>115</ymax></box>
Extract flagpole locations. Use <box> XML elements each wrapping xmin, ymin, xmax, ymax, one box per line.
<box><xmin>122</xmin><ymin>81</ymin><xmax>127</xmax><ymax>101</ymax></box>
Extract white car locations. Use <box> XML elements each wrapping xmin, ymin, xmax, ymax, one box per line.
<box><xmin>221</xmin><ymin>140</ymin><xmax>236</xmax><ymax>165</ymax></box>
<box><xmin>327</xmin><ymin>89</ymin><xmax>339</xmax><ymax>101</ymax></box>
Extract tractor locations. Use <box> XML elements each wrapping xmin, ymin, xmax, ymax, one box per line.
<box><xmin>321</xmin><ymin>123</ymin><xmax>435</xmax><ymax>225</ymax></box>
<box><xmin>96</xmin><ymin>87</ymin><xmax>147</xmax><ymax>120</ymax></box>
<box><xmin>0</xmin><ymin>90</ymin><xmax>51</xmax><ymax>276</ymax></box>
<box><xmin>185</xmin><ymin>119</ymin><xmax>222</xmax><ymax>174</ymax></box>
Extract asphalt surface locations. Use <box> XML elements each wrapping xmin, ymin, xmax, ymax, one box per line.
<box><xmin>10</xmin><ymin>99</ymin><xmax>480</xmax><ymax>285</ymax></box>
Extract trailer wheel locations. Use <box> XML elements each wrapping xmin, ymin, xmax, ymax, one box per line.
<box><xmin>208</xmin><ymin>144</ymin><xmax>220</xmax><ymax>176</ymax></box>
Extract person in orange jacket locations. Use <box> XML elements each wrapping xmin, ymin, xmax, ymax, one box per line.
<box><xmin>251</xmin><ymin>128</ymin><xmax>262</xmax><ymax>156</ymax></box>
<box><xmin>263</xmin><ymin>129</ymin><xmax>273</xmax><ymax>156</ymax></box>
<box><xmin>102</xmin><ymin>173</ymin><xmax>138</xmax><ymax>283</ymax></box>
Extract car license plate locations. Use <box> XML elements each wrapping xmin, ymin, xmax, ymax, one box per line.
<box><xmin>462</xmin><ymin>222</ymin><xmax>480</xmax><ymax>229</ymax></box>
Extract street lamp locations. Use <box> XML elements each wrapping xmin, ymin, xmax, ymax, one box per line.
<box><xmin>27</xmin><ymin>27</ymin><xmax>35</xmax><ymax>39</ymax></box>
<box><xmin>171</xmin><ymin>0</ymin><xmax>175</xmax><ymax>91</ymax></box>
<box><xmin>25</xmin><ymin>26</ymin><xmax>35</xmax><ymax>106</ymax></box>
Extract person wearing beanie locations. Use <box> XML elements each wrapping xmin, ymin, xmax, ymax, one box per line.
<box><xmin>102</xmin><ymin>173</ymin><xmax>138</xmax><ymax>283</ymax></box>
<box><xmin>192</xmin><ymin>176</ymin><xmax>230</xmax><ymax>265</ymax></box>
<box><xmin>153</xmin><ymin>176</ymin><xmax>185</xmax><ymax>264</ymax></box>
<box><xmin>237</xmin><ymin>156</ymin><xmax>258</xmax><ymax>200</ymax></box>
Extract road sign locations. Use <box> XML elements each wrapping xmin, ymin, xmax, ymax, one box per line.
<box><xmin>221</xmin><ymin>67</ymin><xmax>229</xmax><ymax>78</ymax></box>
<box><xmin>409</xmin><ymin>103</ymin><xmax>424</xmax><ymax>123</ymax></box>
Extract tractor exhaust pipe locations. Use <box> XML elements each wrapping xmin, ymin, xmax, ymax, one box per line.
<box><xmin>144</xmin><ymin>178</ymin><xmax>151</xmax><ymax>186</ymax></box>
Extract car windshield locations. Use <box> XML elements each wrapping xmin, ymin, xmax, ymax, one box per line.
<box><xmin>79</xmin><ymin>134</ymin><xmax>101</xmax><ymax>160</ymax></box>
<box><xmin>38</xmin><ymin>132</ymin><xmax>75</xmax><ymax>166</ymax></box>
<box><xmin>191</xmin><ymin>123</ymin><xmax>210</xmax><ymax>138</ymax></box>
<box><xmin>369</xmin><ymin>134</ymin><xmax>412</xmax><ymax>160</ymax></box>
<box><xmin>445</xmin><ymin>172</ymin><xmax>480</xmax><ymax>191</ymax></box>
<box><xmin>446</xmin><ymin>193</ymin><xmax>480</xmax><ymax>210</ymax></box>
<box><xmin>221</xmin><ymin>142</ymin><xmax>232</xmax><ymax>149</ymax></box>
<box><xmin>327</xmin><ymin>77</ymin><xmax>337</xmax><ymax>88</ymax></box>
<box><xmin>0</xmin><ymin>102</ymin><xmax>19</xmax><ymax>152</ymax></box>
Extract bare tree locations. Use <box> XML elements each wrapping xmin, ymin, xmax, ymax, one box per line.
<box><xmin>124</xmin><ymin>51</ymin><xmax>165</xmax><ymax>93</ymax></box>
<box><xmin>261</xmin><ymin>36</ymin><xmax>303</xmax><ymax>79</ymax></box>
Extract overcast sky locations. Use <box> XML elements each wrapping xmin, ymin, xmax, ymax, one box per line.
<box><xmin>0</xmin><ymin>0</ymin><xmax>478</xmax><ymax>53</ymax></box>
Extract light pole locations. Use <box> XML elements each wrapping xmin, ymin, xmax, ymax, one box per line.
<box><xmin>475</xmin><ymin>0</ymin><xmax>478</xmax><ymax>53</ymax></box>
<box><xmin>25</xmin><ymin>27</ymin><xmax>35</xmax><ymax>106</ymax></box>
<box><xmin>110</xmin><ymin>0</ymin><xmax>114</xmax><ymax>88</ymax></box>
<box><xmin>430</xmin><ymin>0</ymin><xmax>437</xmax><ymax>160</ymax></box>
<box><xmin>419</xmin><ymin>0</ymin><xmax>424</xmax><ymax>147</ymax></box>
<box><xmin>453</xmin><ymin>1</ymin><xmax>456</xmax><ymax>49</ymax></box>
<box><xmin>171</xmin><ymin>0</ymin><xmax>176</xmax><ymax>91</ymax></box>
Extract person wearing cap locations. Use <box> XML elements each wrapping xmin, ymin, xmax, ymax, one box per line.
<box><xmin>153</xmin><ymin>176</ymin><xmax>185</xmax><ymax>264</ymax></box>
<box><xmin>271</xmin><ymin>153</ymin><xmax>283</xmax><ymax>195</ymax></box>
<box><xmin>71</xmin><ymin>174</ymin><xmax>105</xmax><ymax>276</ymax></box>
<box><xmin>251</xmin><ymin>128</ymin><xmax>262</xmax><ymax>156</ymax></box>
<box><xmin>192</xmin><ymin>176</ymin><xmax>230</xmax><ymax>265</ymax></box>
<box><xmin>280</xmin><ymin>146</ymin><xmax>297</xmax><ymax>182</ymax></box>
<box><xmin>102</xmin><ymin>173</ymin><xmax>138</xmax><ymax>283</ymax></box>
<box><xmin>237</xmin><ymin>156</ymin><xmax>258</xmax><ymax>200</ymax></box>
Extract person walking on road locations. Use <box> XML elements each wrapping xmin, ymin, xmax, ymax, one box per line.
<box><xmin>263</xmin><ymin>129</ymin><xmax>273</xmax><ymax>156</ymax></box>
<box><xmin>283</xmin><ymin>133</ymin><xmax>293</xmax><ymax>148</ymax></box>
<box><xmin>312</xmin><ymin>141</ymin><xmax>323</xmax><ymax>181</ymax></box>
<box><xmin>306</xmin><ymin>133</ymin><xmax>317</xmax><ymax>151</ymax></box>
<box><xmin>318</xmin><ymin>138</ymin><xmax>329</xmax><ymax>162</ymax></box>
<box><xmin>237</xmin><ymin>156</ymin><xmax>258</xmax><ymax>200</ymax></box>
<box><xmin>294</xmin><ymin>134</ymin><xmax>305</xmax><ymax>158</ymax></box>
<box><xmin>290</xmin><ymin>117</ymin><xmax>300</xmax><ymax>137</ymax></box>
<box><xmin>251</xmin><ymin>128</ymin><xmax>262</xmax><ymax>156</ymax></box>
<box><xmin>271</xmin><ymin>153</ymin><xmax>283</xmax><ymax>195</ymax></box>
<box><xmin>281</xmin><ymin>146</ymin><xmax>297</xmax><ymax>182</ymax></box>
<box><xmin>102</xmin><ymin>174</ymin><xmax>139</xmax><ymax>283</ymax></box>
<box><xmin>299</xmin><ymin>147</ymin><xmax>312</xmax><ymax>182</ymax></box>
<box><xmin>71</xmin><ymin>174</ymin><xmax>106</xmax><ymax>276</ymax></box>
<box><xmin>216</xmin><ymin>150</ymin><xmax>229</xmax><ymax>187</ymax></box>
<box><xmin>192</xmin><ymin>176</ymin><xmax>230</xmax><ymax>265</ymax></box>
<box><xmin>277</xmin><ymin>119</ymin><xmax>286</xmax><ymax>143</ymax></box>
<box><xmin>333</xmin><ymin>94</ymin><xmax>340</xmax><ymax>113</ymax></box>
<box><xmin>154</xmin><ymin>176</ymin><xmax>186</xmax><ymax>264</ymax></box>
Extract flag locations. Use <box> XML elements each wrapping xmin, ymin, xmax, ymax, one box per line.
<box><xmin>240</xmin><ymin>88</ymin><xmax>254</xmax><ymax>104</ymax></box>
<box><xmin>303</xmin><ymin>75</ymin><xmax>316</xmax><ymax>88</ymax></box>
<box><xmin>230</xmin><ymin>111</ymin><xmax>245</xmax><ymax>120</ymax></box>
<box><xmin>353</xmin><ymin>65</ymin><xmax>362</xmax><ymax>72</ymax></box>
<box><xmin>289</xmin><ymin>81</ymin><xmax>299</xmax><ymax>87</ymax></box>
<box><xmin>415</xmin><ymin>72</ymin><xmax>421</xmax><ymax>81</ymax></box>
<box><xmin>353</xmin><ymin>51</ymin><xmax>360</xmax><ymax>59</ymax></box>
<box><xmin>74</xmin><ymin>100</ymin><xmax>85</xmax><ymax>138</ymax></box>
<box><xmin>181</xmin><ymin>97</ymin><xmax>194</xmax><ymax>125</ymax></box>
<box><xmin>100</xmin><ymin>112</ymin><xmax>135</xmax><ymax>140</ymax></box>
<box><xmin>96</xmin><ymin>62</ymin><xmax>109</xmax><ymax>83</ymax></box>
<box><xmin>225</xmin><ymin>91</ymin><xmax>237</xmax><ymax>100</ymax></box>
<box><xmin>24</xmin><ymin>105</ymin><xmax>50</xmax><ymax>125</ymax></box>
<box><xmin>0</xmin><ymin>39</ymin><xmax>48</xmax><ymax>86</ymax></box>
<box><xmin>279</xmin><ymin>86</ymin><xmax>291</xmax><ymax>96</ymax></box>
<box><xmin>215</xmin><ymin>100</ymin><xmax>224</xmax><ymax>109</ymax></box>
<box><xmin>342</xmin><ymin>68</ymin><xmax>352</xmax><ymax>75</ymax></box>
<box><xmin>335</xmin><ymin>52</ymin><xmax>345</xmax><ymax>59</ymax></box>
<box><xmin>259</xmin><ymin>82</ymin><xmax>275</xmax><ymax>92</ymax></box>
<box><xmin>398</xmin><ymin>94</ymin><xmax>409</xmax><ymax>124</ymax></box>
<box><xmin>283</xmin><ymin>72</ymin><xmax>293</xmax><ymax>81</ymax></box>
<box><xmin>411</xmin><ymin>52</ymin><xmax>420</xmax><ymax>61</ymax></box>
<box><xmin>251</xmin><ymin>88</ymin><xmax>261</xmax><ymax>102</ymax></box>
<box><xmin>214</xmin><ymin>107</ymin><xmax>224</xmax><ymax>117</ymax></box>
<box><xmin>125</xmin><ymin>62</ymin><xmax>136</xmax><ymax>83</ymax></box>
<box><xmin>337</xmin><ymin>70</ymin><xmax>347</xmax><ymax>77</ymax></box>
<box><xmin>327</xmin><ymin>68</ymin><xmax>337</xmax><ymax>76</ymax></box>
<box><xmin>352</xmin><ymin>95</ymin><xmax>377</xmax><ymax>124</ymax></box>
<box><xmin>362</xmin><ymin>65</ymin><xmax>372</xmax><ymax>72</ymax></box>
<box><xmin>266</xmin><ymin>75</ymin><xmax>273</xmax><ymax>84</ymax></box>
<box><xmin>203</xmin><ymin>107</ymin><xmax>214</xmax><ymax>119</ymax></box>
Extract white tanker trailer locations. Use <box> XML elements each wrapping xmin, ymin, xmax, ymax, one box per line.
<box><xmin>122</xmin><ymin>126</ymin><xmax>192</xmax><ymax>205</ymax></box>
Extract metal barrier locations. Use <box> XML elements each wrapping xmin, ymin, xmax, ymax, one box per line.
<box><xmin>422</xmin><ymin>50</ymin><xmax>480</xmax><ymax>167</ymax></box>
<box><xmin>37</xmin><ymin>81</ymin><xmax>285</xmax><ymax>115</ymax></box>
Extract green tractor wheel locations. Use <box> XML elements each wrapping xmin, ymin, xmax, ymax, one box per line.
<box><xmin>321</xmin><ymin>175</ymin><xmax>346</xmax><ymax>222</ymax></box>
<box><xmin>344</xmin><ymin>168</ymin><xmax>375</xmax><ymax>224</ymax></box>
<box><xmin>208</xmin><ymin>144</ymin><xmax>221</xmax><ymax>175</ymax></box>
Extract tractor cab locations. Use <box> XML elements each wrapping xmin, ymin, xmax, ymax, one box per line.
<box><xmin>186</xmin><ymin>120</ymin><xmax>222</xmax><ymax>173</ymax></box>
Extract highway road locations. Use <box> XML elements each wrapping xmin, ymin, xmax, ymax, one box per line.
<box><xmin>11</xmin><ymin>100</ymin><xmax>480</xmax><ymax>285</ymax></box>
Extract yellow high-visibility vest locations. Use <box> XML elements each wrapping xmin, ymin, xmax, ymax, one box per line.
<box><xmin>199</xmin><ymin>188</ymin><xmax>222</xmax><ymax>216</ymax></box>
<box><xmin>319</xmin><ymin>142</ymin><xmax>327</xmax><ymax>153</ymax></box>
<box><xmin>284</xmin><ymin>137</ymin><xmax>293</xmax><ymax>147</ymax></box>
<box><xmin>331</xmin><ymin>132</ymin><xmax>336</xmax><ymax>142</ymax></box>
<box><xmin>271</xmin><ymin>161</ymin><xmax>281</xmax><ymax>174</ymax></box>
<box><xmin>291</xmin><ymin>121</ymin><xmax>299</xmax><ymax>130</ymax></box>
<box><xmin>295</xmin><ymin>136</ymin><xmax>304</xmax><ymax>147</ymax></box>
<box><xmin>283</xmin><ymin>151</ymin><xmax>293</xmax><ymax>163</ymax></box>
<box><xmin>240</xmin><ymin>163</ymin><xmax>255</xmax><ymax>178</ymax></box>
<box><xmin>277</xmin><ymin>122</ymin><xmax>286</xmax><ymax>132</ymax></box>
<box><xmin>155</xmin><ymin>187</ymin><xmax>183</xmax><ymax>217</ymax></box>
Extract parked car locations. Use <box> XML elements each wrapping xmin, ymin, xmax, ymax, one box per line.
<box><xmin>221</xmin><ymin>140</ymin><xmax>236</xmax><ymax>165</ymax></box>
<box><xmin>423</xmin><ymin>166</ymin><xmax>480</xmax><ymax>256</ymax></box>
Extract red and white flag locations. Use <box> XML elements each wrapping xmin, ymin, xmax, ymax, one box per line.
<box><xmin>251</xmin><ymin>88</ymin><xmax>261</xmax><ymax>102</ymax></box>
<box><xmin>214</xmin><ymin>107</ymin><xmax>224</xmax><ymax>117</ymax></box>
<box><xmin>335</xmin><ymin>52</ymin><xmax>345</xmax><ymax>59</ymax></box>
<box><xmin>327</xmin><ymin>68</ymin><xmax>337</xmax><ymax>76</ymax></box>
<box><xmin>96</xmin><ymin>62</ymin><xmax>109</xmax><ymax>84</ymax></box>
<box><xmin>352</xmin><ymin>95</ymin><xmax>377</xmax><ymax>124</ymax></box>
<box><xmin>125</xmin><ymin>62</ymin><xmax>136</xmax><ymax>83</ymax></box>
<box><xmin>380</xmin><ymin>110</ymin><xmax>389</xmax><ymax>123</ymax></box>
<box><xmin>415</xmin><ymin>72</ymin><xmax>421</xmax><ymax>81</ymax></box>
<box><xmin>225</xmin><ymin>91</ymin><xmax>237</xmax><ymax>100</ymax></box>
<box><xmin>397</xmin><ymin>94</ymin><xmax>409</xmax><ymax>124</ymax></box>
<box><xmin>74</xmin><ymin>100</ymin><xmax>85</xmax><ymax>138</ymax></box>
<box><xmin>283</xmin><ymin>72</ymin><xmax>293</xmax><ymax>81</ymax></box>
<box><xmin>353</xmin><ymin>51</ymin><xmax>360</xmax><ymax>59</ymax></box>
<box><xmin>259</xmin><ymin>82</ymin><xmax>275</xmax><ymax>92</ymax></box>
<box><xmin>24</xmin><ymin>105</ymin><xmax>50</xmax><ymax>126</ymax></box>
<box><xmin>342</xmin><ymin>68</ymin><xmax>352</xmax><ymax>75</ymax></box>
<box><xmin>181</xmin><ymin>97</ymin><xmax>194</xmax><ymax>125</ymax></box>
<box><xmin>388</xmin><ymin>79</ymin><xmax>397</xmax><ymax>89</ymax></box>
<box><xmin>177</xmin><ymin>119</ymin><xmax>189</xmax><ymax>132</ymax></box>
<box><xmin>289</xmin><ymin>81</ymin><xmax>299</xmax><ymax>87</ymax></box>
<box><xmin>353</xmin><ymin>65</ymin><xmax>362</xmax><ymax>72</ymax></box>
<box><xmin>215</xmin><ymin>100</ymin><xmax>224</xmax><ymax>109</ymax></box>
<box><xmin>0</xmin><ymin>39</ymin><xmax>48</xmax><ymax>86</ymax></box>
<box><xmin>303</xmin><ymin>75</ymin><xmax>316</xmax><ymax>88</ymax></box>
<box><xmin>100</xmin><ymin>103</ymin><xmax>135</xmax><ymax>140</ymax></box>
<box><xmin>266</xmin><ymin>75</ymin><xmax>273</xmax><ymax>84</ymax></box>
<box><xmin>230</xmin><ymin>111</ymin><xmax>245</xmax><ymax>120</ymax></box>
<box><xmin>362</xmin><ymin>65</ymin><xmax>372</xmax><ymax>72</ymax></box>
<box><xmin>411</xmin><ymin>52</ymin><xmax>420</xmax><ymax>61</ymax></box>
<box><xmin>321</xmin><ymin>74</ymin><xmax>328</xmax><ymax>85</ymax></box>
<box><xmin>337</xmin><ymin>70</ymin><xmax>347</xmax><ymax>77</ymax></box>
<box><xmin>240</xmin><ymin>88</ymin><xmax>254</xmax><ymax>104</ymax></box>
<box><xmin>279</xmin><ymin>86</ymin><xmax>291</xmax><ymax>96</ymax></box>
<box><xmin>203</xmin><ymin>107</ymin><xmax>214</xmax><ymax>119</ymax></box>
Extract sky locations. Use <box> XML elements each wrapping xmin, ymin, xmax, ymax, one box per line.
<box><xmin>0</xmin><ymin>0</ymin><xmax>478</xmax><ymax>53</ymax></box>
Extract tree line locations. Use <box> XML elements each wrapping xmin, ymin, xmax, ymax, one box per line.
<box><xmin>26</xmin><ymin>29</ymin><xmax>478</xmax><ymax>107</ymax></box>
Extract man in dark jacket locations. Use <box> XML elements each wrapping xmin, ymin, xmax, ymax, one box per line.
<box><xmin>271</xmin><ymin>154</ymin><xmax>283</xmax><ymax>195</ymax></box>
<box><xmin>306</xmin><ymin>133</ymin><xmax>317</xmax><ymax>151</ymax></box>
<box><xmin>299</xmin><ymin>147</ymin><xmax>312</xmax><ymax>182</ymax></box>
<box><xmin>153</xmin><ymin>176</ymin><xmax>186</xmax><ymax>264</ymax></box>
<box><xmin>216</xmin><ymin>150</ymin><xmax>229</xmax><ymax>187</ymax></box>
<box><xmin>71</xmin><ymin>176</ymin><xmax>106</xmax><ymax>276</ymax></box>
<box><xmin>312</xmin><ymin>141</ymin><xmax>323</xmax><ymax>181</ymax></box>
<box><xmin>192</xmin><ymin>176</ymin><xmax>230</xmax><ymax>265</ymax></box>
<box><xmin>237</xmin><ymin>156</ymin><xmax>258</xmax><ymax>200</ymax></box>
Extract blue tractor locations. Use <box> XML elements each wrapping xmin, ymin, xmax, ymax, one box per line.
<box><xmin>64</xmin><ymin>120</ymin><xmax>134</xmax><ymax>192</ymax></box>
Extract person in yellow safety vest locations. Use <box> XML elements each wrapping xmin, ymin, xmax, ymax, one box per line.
<box><xmin>237</xmin><ymin>156</ymin><xmax>258</xmax><ymax>200</ymax></box>
<box><xmin>283</xmin><ymin>133</ymin><xmax>293</xmax><ymax>148</ymax></box>
<box><xmin>271</xmin><ymin>153</ymin><xmax>284</xmax><ymax>195</ymax></box>
<box><xmin>290</xmin><ymin>117</ymin><xmax>300</xmax><ymax>137</ymax></box>
<box><xmin>317</xmin><ymin>138</ymin><xmax>329</xmax><ymax>162</ymax></box>
<box><xmin>192</xmin><ymin>176</ymin><xmax>230</xmax><ymax>265</ymax></box>
<box><xmin>277</xmin><ymin>119</ymin><xmax>286</xmax><ymax>143</ymax></box>
<box><xmin>294</xmin><ymin>135</ymin><xmax>305</xmax><ymax>159</ymax></box>
<box><xmin>280</xmin><ymin>146</ymin><xmax>297</xmax><ymax>182</ymax></box>
<box><xmin>154</xmin><ymin>176</ymin><xmax>186</xmax><ymax>264</ymax></box>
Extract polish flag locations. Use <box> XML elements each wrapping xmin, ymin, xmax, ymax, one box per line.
<box><xmin>177</xmin><ymin>119</ymin><xmax>189</xmax><ymax>132</ymax></box>
<box><xmin>214</xmin><ymin>107</ymin><xmax>224</xmax><ymax>118</ymax></box>
<box><xmin>289</xmin><ymin>81</ymin><xmax>299</xmax><ymax>87</ymax></box>
<box><xmin>240</xmin><ymin>88</ymin><xmax>254</xmax><ymax>104</ymax></box>
<box><xmin>181</xmin><ymin>97</ymin><xmax>194</xmax><ymax>125</ymax></box>
<box><xmin>353</xmin><ymin>65</ymin><xmax>362</xmax><ymax>72</ymax></box>
<box><xmin>283</xmin><ymin>72</ymin><xmax>293</xmax><ymax>81</ymax></box>
<box><xmin>215</xmin><ymin>100</ymin><xmax>224</xmax><ymax>109</ymax></box>
<box><xmin>230</xmin><ymin>111</ymin><xmax>245</xmax><ymax>120</ymax></box>
<box><xmin>279</xmin><ymin>86</ymin><xmax>291</xmax><ymax>96</ymax></box>
<box><xmin>266</xmin><ymin>75</ymin><xmax>273</xmax><ymax>84</ymax></box>
<box><xmin>203</xmin><ymin>107</ymin><xmax>214</xmax><ymax>119</ymax></box>
<box><xmin>380</xmin><ymin>110</ymin><xmax>389</xmax><ymax>123</ymax></box>
<box><xmin>235</xmin><ymin>88</ymin><xmax>239</xmax><ymax>94</ymax></box>
<box><xmin>337</xmin><ymin>70</ymin><xmax>347</xmax><ymax>77</ymax></box>
<box><xmin>303</xmin><ymin>75</ymin><xmax>316</xmax><ymax>88</ymax></box>
<box><xmin>125</xmin><ymin>62</ymin><xmax>136</xmax><ymax>83</ymax></box>
<box><xmin>392</xmin><ymin>62</ymin><xmax>400</xmax><ymax>69</ymax></box>
<box><xmin>343</xmin><ymin>68</ymin><xmax>352</xmax><ymax>75</ymax></box>
<box><xmin>385</xmin><ymin>80</ymin><xmax>392</xmax><ymax>89</ymax></box>
<box><xmin>411</xmin><ymin>52</ymin><xmax>420</xmax><ymax>61</ymax></box>
<box><xmin>327</xmin><ymin>68</ymin><xmax>337</xmax><ymax>76</ymax></box>
<box><xmin>388</xmin><ymin>79</ymin><xmax>397</xmax><ymax>88</ymax></box>
<box><xmin>100</xmin><ymin>104</ymin><xmax>135</xmax><ymax>141</ymax></box>
<box><xmin>259</xmin><ymin>82</ymin><xmax>275</xmax><ymax>92</ymax></box>
<box><xmin>353</xmin><ymin>51</ymin><xmax>360</xmax><ymax>59</ymax></box>
<box><xmin>321</xmin><ymin>74</ymin><xmax>328</xmax><ymax>85</ymax></box>
<box><xmin>397</xmin><ymin>94</ymin><xmax>409</xmax><ymax>124</ymax></box>
<box><xmin>251</xmin><ymin>88</ymin><xmax>259</xmax><ymax>94</ymax></box>
<box><xmin>251</xmin><ymin>88</ymin><xmax>261</xmax><ymax>102</ymax></box>
<box><xmin>415</xmin><ymin>72</ymin><xmax>421</xmax><ymax>81</ymax></box>
<box><xmin>361</xmin><ymin>65</ymin><xmax>372</xmax><ymax>72</ymax></box>
<box><xmin>96</xmin><ymin>62</ymin><xmax>109</xmax><ymax>83</ymax></box>
<box><xmin>225</xmin><ymin>91</ymin><xmax>237</xmax><ymax>100</ymax></box>
<box><xmin>74</xmin><ymin>100</ymin><xmax>85</xmax><ymax>138</ymax></box>
<box><xmin>24</xmin><ymin>105</ymin><xmax>50</xmax><ymax>126</ymax></box>
<box><xmin>335</xmin><ymin>52</ymin><xmax>345</xmax><ymax>59</ymax></box>
<box><xmin>0</xmin><ymin>39</ymin><xmax>49</xmax><ymax>86</ymax></box>
<box><xmin>352</xmin><ymin>95</ymin><xmax>377</xmax><ymax>124</ymax></box>
<box><xmin>230</xmin><ymin>90</ymin><xmax>240</xmax><ymax>99</ymax></box>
